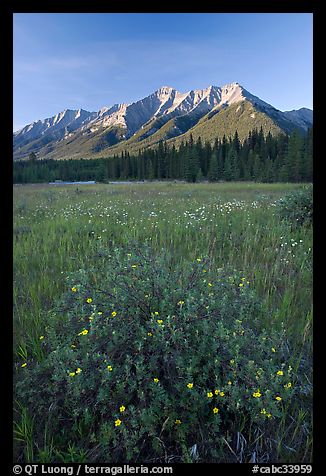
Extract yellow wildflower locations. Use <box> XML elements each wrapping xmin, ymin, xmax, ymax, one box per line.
<box><xmin>119</xmin><ymin>405</ymin><xmax>126</xmax><ymax>412</ymax></box>
<box><xmin>227</xmin><ymin>381</ymin><xmax>232</xmax><ymax>385</ymax></box>
<box><xmin>207</xmin><ymin>392</ymin><xmax>213</xmax><ymax>398</ymax></box>
<box><xmin>277</xmin><ymin>370</ymin><xmax>284</xmax><ymax>376</ymax></box>
<box><xmin>260</xmin><ymin>408</ymin><xmax>267</xmax><ymax>415</ymax></box>
<box><xmin>71</xmin><ymin>287</ymin><xmax>77</xmax><ymax>292</ymax></box>
<box><xmin>267</xmin><ymin>413</ymin><xmax>272</xmax><ymax>418</ymax></box>
<box><xmin>220</xmin><ymin>391</ymin><xmax>225</xmax><ymax>397</ymax></box>
<box><xmin>131</xmin><ymin>264</ymin><xmax>137</xmax><ymax>268</ymax></box>
<box><xmin>253</xmin><ymin>390</ymin><xmax>262</xmax><ymax>398</ymax></box>
<box><xmin>78</xmin><ymin>329</ymin><xmax>89</xmax><ymax>336</ymax></box>
<box><xmin>98</xmin><ymin>312</ymin><xmax>103</xmax><ymax>315</ymax></box>
<box><xmin>39</xmin><ymin>335</ymin><xmax>44</xmax><ymax>340</ymax></box>
<box><xmin>214</xmin><ymin>389</ymin><xmax>220</xmax><ymax>395</ymax></box>
<box><xmin>21</xmin><ymin>363</ymin><xmax>27</xmax><ymax>368</ymax></box>
<box><xmin>271</xmin><ymin>347</ymin><xmax>276</xmax><ymax>352</ymax></box>
<box><xmin>71</xmin><ymin>344</ymin><xmax>76</xmax><ymax>348</ymax></box>
<box><xmin>213</xmin><ymin>407</ymin><xmax>219</xmax><ymax>414</ymax></box>
<box><xmin>157</xmin><ymin>320</ymin><xmax>163</xmax><ymax>325</ymax></box>
<box><xmin>86</xmin><ymin>298</ymin><xmax>92</xmax><ymax>303</ymax></box>
<box><xmin>115</xmin><ymin>419</ymin><xmax>122</xmax><ymax>427</ymax></box>
<box><xmin>111</xmin><ymin>311</ymin><xmax>117</xmax><ymax>317</ymax></box>
<box><xmin>208</xmin><ymin>282</ymin><xmax>213</xmax><ymax>287</ymax></box>
<box><xmin>239</xmin><ymin>283</ymin><xmax>244</xmax><ymax>287</ymax></box>
<box><xmin>75</xmin><ymin>368</ymin><xmax>82</xmax><ymax>374</ymax></box>
<box><xmin>275</xmin><ymin>396</ymin><xmax>282</xmax><ymax>401</ymax></box>
<box><xmin>69</xmin><ymin>372</ymin><xmax>75</xmax><ymax>377</ymax></box>
<box><xmin>153</xmin><ymin>378</ymin><xmax>159</xmax><ymax>383</ymax></box>
<box><xmin>107</xmin><ymin>365</ymin><xmax>113</xmax><ymax>371</ymax></box>
<box><xmin>284</xmin><ymin>382</ymin><xmax>292</xmax><ymax>389</ymax></box>
<box><xmin>187</xmin><ymin>383</ymin><xmax>194</xmax><ymax>389</ymax></box>
<box><xmin>154</xmin><ymin>311</ymin><xmax>159</xmax><ymax>315</ymax></box>
<box><xmin>196</xmin><ymin>258</ymin><xmax>201</xmax><ymax>262</ymax></box>
<box><xmin>175</xmin><ymin>419</ymin><xmax>182</xmax><ymax>425</ymax></box>
<box><xmin>147</xmin><ymin>332</ymin><xmax>153</xmax><ymax>336</ymax></box>
<box><xmin>177</xmin><ymin>300</ymin><xmax>185</xmax><ymax>305</ymax></box>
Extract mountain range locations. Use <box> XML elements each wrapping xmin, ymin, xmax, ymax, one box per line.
<box><xmin>13</xmin><ymin>82</ymin><xmax>313</xmax><ymax>160</ymax></box>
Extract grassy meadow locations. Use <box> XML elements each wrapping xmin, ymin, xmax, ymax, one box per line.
<box><xmin>13</xmin><ymin>181</ymin><xmax>312</xmax><ymax>463</ymax></box>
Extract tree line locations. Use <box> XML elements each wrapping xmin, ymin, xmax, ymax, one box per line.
<box><xmin>13</xmin><ymin>126</ymin><xmax>312</xmax><ymax>184</ymax></box>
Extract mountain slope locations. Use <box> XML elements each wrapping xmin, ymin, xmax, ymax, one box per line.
<box><xmin>14</xmin><ymin>109</ymin><xmax>96</xmax><ymax>144</ymax></box>
<box><xmin>167</xmin><ymin>101</ymin><xmax>285</xmax><ymax>149</ymax></box>
<box><xmin>13</xmin><ymin>83</ymin><xmax>313</xmax><ymax>160</ymax></box>
<box><xmin>93</xmin><ymin>101</ymin><xmax>284</xmax><ymax>157</ymax></box>
<box><xmin>282</xmin><ymin>108</ymin><xmax>313</xmax><ymax>131</ymax></box>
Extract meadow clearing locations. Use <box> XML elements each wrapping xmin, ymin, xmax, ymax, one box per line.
<box><xmin>13</xmin><ymin>181</ymin><xmax>312</xmax><ymax>464</ymax></box>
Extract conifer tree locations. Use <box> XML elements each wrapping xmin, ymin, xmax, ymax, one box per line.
<box><xmin>224</xmin><ymin>146</ymin><xmax>239</xmax><ymax>181</ymax></box>
<box><xmin>203</xmin><ymin>141</ymin><xmax>212</xmax><ymax>177</ymax></box>
<box><xmin>28</xmin><ymin>152</ymin><xmax>37</xmax><ymax>162</ymax></box>
<box><xmin>157</xmin><ymin>140</ymin><xmax>167</xmax><ymax>179</ymax></box>
<box><xmin>232</xmin><ymin>130</ymin><xmax>240</xmax><ymax>154</ymax></box>
<box><xmin>147</xmin><ymin>159</ymin><xmax>154</xmax><ymax>180</ymax></box>
<box><xmin>184</xmin><ymin>145</ymin><xmax>200</xmax><ymax>182</ymax></box>
<box><xmin>287</xmin><ymin>129</ymin><xmax>304</xmax><ymax>182</ymax></box>
<box><xmin>208</xmin><ymin>152</ymin><xmax>219</xmax><ymax>182</ymax></box>
<box><xmin>196</xmin><ymin>167</ymin><xmax>204</xmax><ymax>182</ymax></box>
<box><xmin>252</xmin><ymin>153</ymin><xmax>262</xmax><ymax>182</ymax></box>
<box><xmin>302</xmin><ymin>127</ymin><xmax>313</xmax><ymax>181</ymax></box>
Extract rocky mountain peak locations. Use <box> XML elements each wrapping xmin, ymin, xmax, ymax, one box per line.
<box><xmin>13</xmin><ymin>82</ymin><xmax>313</xmax><ymax>161</ymax></box>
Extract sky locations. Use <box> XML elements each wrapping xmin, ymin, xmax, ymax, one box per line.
<box><xmin>13</xmin><ymin>13</ymin><xmax>313</xmax><ymax>132</ymax></box>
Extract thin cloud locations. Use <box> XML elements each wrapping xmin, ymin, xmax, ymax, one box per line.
<box><xmin>14</xmin><ymin>38</ymin><xmax>225</xmax><ymax>76</ymax></box>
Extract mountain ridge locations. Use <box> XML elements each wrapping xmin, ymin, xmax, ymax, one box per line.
<box><xmin>13</xmin><ymin>82</ymin><xmax>313</xmax><ymax>160</ymax></box>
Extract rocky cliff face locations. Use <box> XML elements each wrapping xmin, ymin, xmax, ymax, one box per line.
<box><xmin>13</xmin><ymin>82</ymin><xmax>313</xmax><ymax>160</ymax></box>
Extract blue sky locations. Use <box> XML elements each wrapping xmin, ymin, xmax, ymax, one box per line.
<box><xmin>13</xmin><ymin>13</ymin><xmax>313</xmax><ymax>131</ymax></box>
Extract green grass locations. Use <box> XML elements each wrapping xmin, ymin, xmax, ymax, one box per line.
<box><xmin>13</xmin><ymin>181</ymin><xmax>312</xmax><ymax>463</ymax></box>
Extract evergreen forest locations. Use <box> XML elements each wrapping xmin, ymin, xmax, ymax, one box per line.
<box><xmin>13</xmin><ymin>127</ymin><xmax>313</xmax><ymax>184</ymax></box>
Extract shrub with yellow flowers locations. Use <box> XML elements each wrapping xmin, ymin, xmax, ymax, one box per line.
<box><xmin>16</xmin><ymin>243</ymin><xmax>301</xmax><ymax>463</ymax></box>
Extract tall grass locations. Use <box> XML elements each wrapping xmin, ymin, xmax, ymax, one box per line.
<box><xmin>13</xmin><ymin>182</ymin><xmax>312</xmax><ymax>462</ymax></box>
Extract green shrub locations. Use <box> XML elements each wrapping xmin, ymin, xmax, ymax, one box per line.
<box><xmin>277</xmin><ymin>186</ymin><xmax>313</xmax><ymax>226</ymax></box>
<box><xmin>16</xmin><ymin>244</ymin><xmax>297</xmax><ymax>463</ymax></box>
